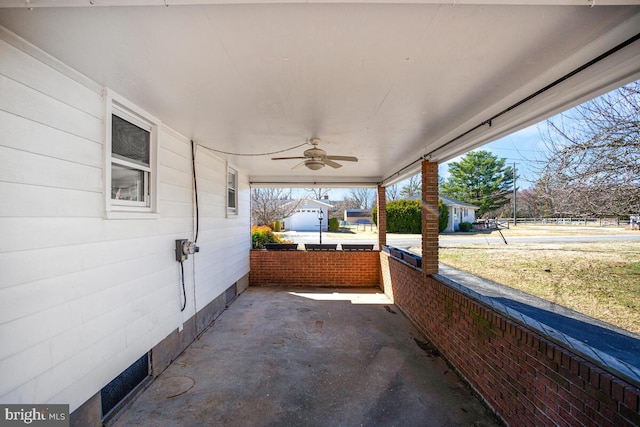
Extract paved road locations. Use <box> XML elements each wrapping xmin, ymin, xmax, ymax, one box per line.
<box><xmin>280</xmin><ymin>231</ymin><xmax>640</xmax><ymax>250</ymax></box>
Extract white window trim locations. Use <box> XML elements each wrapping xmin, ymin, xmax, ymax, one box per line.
<box><xmin>226</xmin><ymin>164</ymin><xmax>238</xmax><ymax>217</ymax></box>
<box><xmin>104</xmin><ymin>89</ymin><xmax>160</xmax><ymax>219</ymax></box>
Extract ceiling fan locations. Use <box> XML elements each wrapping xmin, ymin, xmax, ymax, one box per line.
<box><xmin>271</xmin><ymin>138</ymin><xmax>358</xmax><ymax>170</ymax></box>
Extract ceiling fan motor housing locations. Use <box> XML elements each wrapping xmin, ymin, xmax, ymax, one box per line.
<box><xmin>303</xmin><ymin>148</ymin><xmax>326</xmax><ymax>158</ymax></box>
<box><xmin>305</xmin><ymin>160</ymin><xmax>325</xmax><ymax>170</ymax></box>
<box><xmin>271</xmin><ymin>137</ymin><xmax>357</xmax><ymax>170</ymax></box>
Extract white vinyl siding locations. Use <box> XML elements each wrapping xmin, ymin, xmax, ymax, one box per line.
<box><xmin>0</xmin><ymin>35</ymin><xmax>250</xmax><ymax>412</ymax></box>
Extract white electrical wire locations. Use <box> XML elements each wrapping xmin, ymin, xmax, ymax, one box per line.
<box><xmin>197</xmin><ymin>140</ymin><xmax>310</xmax><ymax>157</ymax></box>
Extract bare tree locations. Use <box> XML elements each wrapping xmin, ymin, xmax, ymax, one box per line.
<box><xmin>386</xmin><ymin>184</ymin><xmax>400</xmax><ymax>201</ymax></box>
<box><xmin>306</xmin><ymin>187</ymin><xmax>330</xmax><ymax>200</ymax></box>
<box><xmin>399</xmin><ymin>174</ymin><xmax>422</xmax><ymax>199</ymax></box>
<box><xmin>541</xmin><ymin>81</ymin><xmax>640</xmax><ymax>216</ymax></box>
<box><xmin>348</xmin><ymin>188</ymin><xmax>376</xmax><ymax>210</ymax></box>
<box><xmin>251</xmin><ymin>188</ymin><xmax>300</xmax><ymax>226</ymax></box>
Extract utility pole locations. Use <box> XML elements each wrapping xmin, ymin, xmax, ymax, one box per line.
<box><xmin>513</xmin><ymin>162</ymin><xmax>517</xmax><ymax>227</ymax></box>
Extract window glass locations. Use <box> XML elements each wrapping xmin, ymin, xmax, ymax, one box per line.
<box><xmin>110</xmin><ymin>111</ymin><xmax>151</xmax><ymax>208</ymax></box>
<box><xmin>112</xmin><ymin>114</ymin><xmax>150</xmax><ymax>166</ymax></box>
<box><xmin>227</xmin><ymin>169</ymin><xmax>237</xmax><ymax>212</ymax></box>
<box><xmin>111</xmin><ymin>163</ymin><xmax>145</xmax><ymax>202</ymax></box>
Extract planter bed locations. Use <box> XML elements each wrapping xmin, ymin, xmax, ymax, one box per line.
<box><xmin>388</xmin><ymin>246</ymin><xmax>403</xmax><ymax>259</ymax></box>
<box><xmin>341</xmin><ymin>244</ymin><xmax>375</xmax><ymax>251</ymax></box>
<box><xmin>305</xmin><ymin>244</ymin><xmax>338</xmax><ymax>251</ymax></box>
<box><xmin>264</xmin><ymin>243</ymin><xmax>299</xmax><ymax>250</ymax></box>
<box><xmin>402</xmin><ymin>252</ymin><xmax>422</xmax><ymax>268</ymax></box>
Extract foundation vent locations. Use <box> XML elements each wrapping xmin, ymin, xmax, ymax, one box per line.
<box><xmin>101</xmin><ymin>353</ymin><xmax>150</xmax><ymax>419</ymax></box>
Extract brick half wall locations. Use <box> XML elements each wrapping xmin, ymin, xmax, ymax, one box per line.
<box><xmin>380</xmin><ymin>252</ymin><xmax>640</xmax><ymax>427</ymax></box>
<box><xmin>250</xmin><ymin>250</ymin><xmax>381</xmax><ymax>287</ymax></box>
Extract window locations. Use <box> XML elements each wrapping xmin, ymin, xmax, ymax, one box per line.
<box><xmin>105</xmin><ymin>90</ymin><xmax>159</xmax><ymax>217</ymax></box>
<box><xmin>111</xmin><ymin>113</ymin><xmax>150</xmax><ymax>206</ymax></box>
<box><xmin>227</xmin><ymin>167</ymin><xmax>237</xmax><ymax>215</ymax></box>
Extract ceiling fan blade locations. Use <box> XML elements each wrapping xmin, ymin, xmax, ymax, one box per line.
<box><xmin>272</xmin><ymin>156</ymin><xmax>307</xmax><ymax>160</ymax></box>
<box><xmin>325</xmin><ymin>155</ymin><xmax>358</xmax><ymax>162</ymax></box>
<box><xmin>292</xmin><ymin>160</ymin><xmax>307</xmax><ymax>169</ymax></box>
<box><xmin>323</xmin><ymin>159</ymin><xmax>343</xmax><ymax>169</ymax></box>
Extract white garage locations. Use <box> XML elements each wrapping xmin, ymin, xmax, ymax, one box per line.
<box><xmin>286</xmin><ymin>200</ymin><xmax>333</xmax><ymax>232</ymax></box>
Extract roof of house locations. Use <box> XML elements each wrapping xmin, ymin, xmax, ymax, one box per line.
<box><xmin>345</xmin><ymin>209</ymin><xmax>371</xmax><ymax>215</ymax></box>
<box><xmin>439</xmin><ymin>195</ymin><xmax>479</xmax><ymax>210</ymax></box>
<box><xmin>282</xmin><ymin>199</ymin><xmax>334</xmax><ymax>209</ymax></box>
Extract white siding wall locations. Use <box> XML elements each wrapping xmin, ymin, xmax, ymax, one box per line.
<box><xmin>462</xmin><ymin>208</ymin><xmax>476</xmax><ymax>223</ymax></box>
<box><xmin>0</xmin><ymin>35</ymin><xmax>250</xmax><ymax>411</ymax></box>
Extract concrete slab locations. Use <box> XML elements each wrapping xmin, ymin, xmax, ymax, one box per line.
<box><xmin>111</xmin><ymin>287</ymin><xmax>500</xmax><ymax>427</ymax></box>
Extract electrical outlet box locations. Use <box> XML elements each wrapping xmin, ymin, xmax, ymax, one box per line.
<box><xmin>176</xmin><ymin>239</ymin><xmax>188</xmax><ymax>262</ymax></box>
<box><xmin>175</xmin><ymin>239</ymin><xmax>200</xmax><ymax>262</ymax></box>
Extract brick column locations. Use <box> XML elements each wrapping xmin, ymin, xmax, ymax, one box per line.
<box><xmin>422</xmin><ymin>160</ymin><xmax>439</xmax><ymax>276</ymax></box>
<box><xmin>377</xmin><ymin>185</ymin><xmax>386</xmax><ymax>249</ymax></box>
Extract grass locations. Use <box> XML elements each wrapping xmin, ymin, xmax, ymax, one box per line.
<box><xmin>439</xmin><ymin>241</ymin><xmax>640</xmax><ymax>335</ymax></box>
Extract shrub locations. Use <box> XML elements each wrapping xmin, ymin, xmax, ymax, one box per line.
<box><xmin>372</xmin><ymin>206</ymin><xmax>377</xmax><ymax>225</ymax></box>
<box><xmin>328</xmin><ymin>217</ymin><xmax>340</xmax><ymax>232</ymax></box>
<box><xmin>251</xmin><ymin>225</ymin><xmax>286</xmax><ymax>249</ymax></box>
<box><xmin>438</xmin><ymin>200</ymin><xmax>449</xmax><ymax>233</ymax></box>
<box><xmin>272</xmin><ymin>220</ymin><xmax>281</xmax><ymax>232</ymax></box>
<box><xmin>459</xmin><ymin>221</ymin><xmax>473</xmax><ymax>232</ymax></box>
<box><xmin>386</xmin><ymin>200</ymin><xmax>421</xmax><ymax>233</ymax></box>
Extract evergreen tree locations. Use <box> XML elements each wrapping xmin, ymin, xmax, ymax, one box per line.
<box><xmin>440</xmin><ymin>150</ymin><xmax>514</xmax><ymax>217</ymax></box>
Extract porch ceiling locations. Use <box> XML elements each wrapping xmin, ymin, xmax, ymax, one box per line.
<box><xmin>1</xmin><ymin>1</ymin><xmax>639</xmax><ymax>185</ymax></box>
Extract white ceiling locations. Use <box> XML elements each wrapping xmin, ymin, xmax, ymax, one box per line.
<box><xmin>1</xmin><ymin>1</ymin><xmax>639</xmax><ymax>186</ymax></box>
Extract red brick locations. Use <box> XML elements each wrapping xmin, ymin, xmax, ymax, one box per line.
<box><xmin>599</xmin><ymin>373</ymin><xmax>613</xmax><ymax>396</ymax></box>
<box><xmin>589</xmin><ymin>370</ymin><xmax>600</xmax><ymax>389</ymax></box>
<box><xmin>579</xmin><ymin>362</ymin><xmax>591</xmax><ymax>381</ymax></box>
<box><xmin>624</xmin><ymin>386</ymin><xmax>640</xmax><ymax>413</ymax></box>
<box><xmin>619</xmin><ymin>403</ymin><xmax>640</xmax><ymax>426</ymax></box>
<box><xmin>611</xmin><ymin>378</ymin><xmax>628</xmax><ymax>402</ymax></box>
<box><xmin>570</xmin><ymin>404</ymin><xmax>592</xmax><ymax>427</ymax></box>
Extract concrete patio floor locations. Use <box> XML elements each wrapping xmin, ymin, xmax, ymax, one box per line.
<box><xmin>111</xmin><ymin>287</ymin><xmax>501</xmax><ymax>427</ymax></box>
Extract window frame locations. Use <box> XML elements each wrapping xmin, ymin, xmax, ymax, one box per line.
<box><xmin>227</xmin><ymin>165</ymin><xmax>238</xmax><ymax>216</ymax></box>
<box><xmin>104</xmin><ymin>89</ymin><xmax>160</xmax><ymax>219</ymax></box>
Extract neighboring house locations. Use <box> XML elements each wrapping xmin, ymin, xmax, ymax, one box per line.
<box><xmin>440</xmin><ymin>195</ymin><xmax>479</xmax><ymax>232</ymax></box>
<box><xmin>344</xmin><ymin>209</ymin><xmax>372</xmax><ymax>225</ymax></box>
<box><xmin>284</xmin><ymin>199</ymin><xmax>333</xmax><ymax>232</ymax></box>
